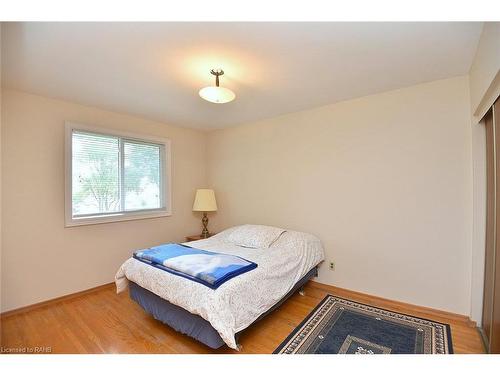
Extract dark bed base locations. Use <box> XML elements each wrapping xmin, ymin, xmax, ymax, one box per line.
<box><xmin>128</xmin><ymin>266</ymin><xmax>319</xmax><ymax>349</ymax></box>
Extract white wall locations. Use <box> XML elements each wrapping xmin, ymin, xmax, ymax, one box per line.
<box><xmin>208</xmin><ymin>76</ymin><xmax>473</xmax><ymax>315</ymax></box>
<box><xmin>1</xmin><ymin>89</ymin><xmax>207</xmax><ymax>312</ymax></box>
<box><xmin>469</xmin><ymin>22</ymin><xmax>500</xmax><ymax>324</ymax></box>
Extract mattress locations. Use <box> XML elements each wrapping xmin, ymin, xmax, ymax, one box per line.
<box><xmin>115</xmin><ymin>228</ymin><xmax>325</xmax><ymax>349</ymax></box>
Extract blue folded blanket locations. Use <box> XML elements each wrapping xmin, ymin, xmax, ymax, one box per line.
<box><xmin>133</xmin><ymin>243</ymin><xmax>257</xmax><ymax>289</ymax></box>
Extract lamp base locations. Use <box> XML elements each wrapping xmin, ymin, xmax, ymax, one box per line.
<box><xmin>201</xmin><ymin>212</ymin><xmax>209</xmax><ymax>238</ymax></box>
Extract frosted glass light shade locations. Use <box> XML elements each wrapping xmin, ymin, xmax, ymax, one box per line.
<box><xmin>199</xmin><ymin>86</ymin><xmax>235</xmax><ymax>104</ymax></box>
<box><xmin>192</xmin><ymin>189</ymin><xmax>218</xmax><ymax>212</ymax></box>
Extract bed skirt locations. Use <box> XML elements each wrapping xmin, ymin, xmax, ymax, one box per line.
<box><xmin>129</xmin><ymin>266</ymin><xmax>319</xmax><ymax>349</ymax></box>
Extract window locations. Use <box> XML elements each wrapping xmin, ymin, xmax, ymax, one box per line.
<box><xmin>65</xmin><ymin>122</ymin><xmax>171</xmax><ymax>226</ymax></box>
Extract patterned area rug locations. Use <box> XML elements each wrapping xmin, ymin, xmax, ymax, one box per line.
<box><xmin>274</xmin><ymin>295</ymin><xmax>453</xmax><ymax>354</ymax></box>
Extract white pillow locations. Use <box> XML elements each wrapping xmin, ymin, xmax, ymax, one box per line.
<box><xmin>224</xmin><ymin>224</ymin><xmax>286</xmax><ymax>249</ymax></box>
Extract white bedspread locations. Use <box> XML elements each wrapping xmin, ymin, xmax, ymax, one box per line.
<box><xmin>115</xmin><ymin>230</ymin><xmax>324</xmax><ymax>349</ymax></box>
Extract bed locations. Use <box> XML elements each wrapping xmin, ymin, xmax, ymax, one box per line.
<box><xmin>115</xmin><ymin>225</ymin><xmax>325</xmax><ymax>350</ymax></box>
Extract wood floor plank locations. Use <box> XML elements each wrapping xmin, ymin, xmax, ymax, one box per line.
<box><xmin>0</xmin><ymin>281</ymin><xmax>485</xmax><ymax>354</ymax></box>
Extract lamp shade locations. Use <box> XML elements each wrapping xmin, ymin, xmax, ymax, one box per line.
<box><xmin>192</xmin><ymin>189</ymin><xmax>218</xmax><ymax>212</ymax></box>
<box><xmin>199</xmin><ymin>86</ymin><xmax>235</xmax><ymax>104</ymax></box>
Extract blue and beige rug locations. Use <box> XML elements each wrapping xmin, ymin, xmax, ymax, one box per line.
<box><xmin>274</xmin><ymin>295</ymin><xmax>453</xmax><ymax>354</ymax></box>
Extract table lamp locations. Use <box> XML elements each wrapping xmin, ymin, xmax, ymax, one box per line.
<box><xmin>192</xmin><ymin>189</ymin><xmax>217</xmax><ymax>238</ymax></box>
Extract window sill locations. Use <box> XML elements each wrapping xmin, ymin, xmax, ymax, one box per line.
<box><xmin>65</xmin><ymin>210</ymin><xmax>172</xmax><ymax>227</ymax></box>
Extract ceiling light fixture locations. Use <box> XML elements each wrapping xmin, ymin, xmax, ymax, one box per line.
<box><xmin>199</xmin><ymin>69</ymin><xmax>235</xmax><ymax>104</ymax></box>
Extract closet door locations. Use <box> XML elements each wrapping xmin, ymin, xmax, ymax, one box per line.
<box><xmin>492</xmin><ymin>99</ymin><xmax>500</xmax><ymax>353</ymax></box>
<box><xmin>483</xmin><ymin>108</ymin><xmax>495</xmax><ymax>348</ymax></box>
<box><xmin>483</xmin><ymin>98</ymin><xmax>500</xmax><ymax>354</ymax></box>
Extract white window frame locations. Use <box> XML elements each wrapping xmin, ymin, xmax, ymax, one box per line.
<box><xmin>65</xmin><ymin>122</ymin><xmax>172</xmax><ymax>227</ymax></box>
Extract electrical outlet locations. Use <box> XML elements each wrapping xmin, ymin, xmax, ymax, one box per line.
<box><xmin>329</xmin><ymin>261</ymin><xmax>335</xmax><ymax>271</ymax></box>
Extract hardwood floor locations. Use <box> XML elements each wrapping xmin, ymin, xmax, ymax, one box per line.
<box><xmin>0</xmin><ymin>281</ymin><xmax>485</xmax><ymax>354</ymax></box>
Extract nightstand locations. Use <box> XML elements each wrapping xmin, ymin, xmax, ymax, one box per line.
<box><xmin>185</xmin><ymin>234</ymin><xmax>215</xmax><ymax>242</ymax></box>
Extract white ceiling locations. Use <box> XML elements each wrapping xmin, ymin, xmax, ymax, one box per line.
<box><xmin>1</xmin><ymin>22</ymin><xmax>483</xmax><ymax>130</ymax></box>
